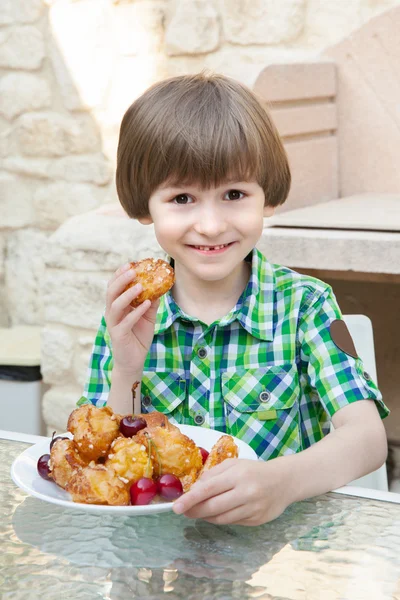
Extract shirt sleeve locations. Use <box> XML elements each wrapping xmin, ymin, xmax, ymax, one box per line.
<box><xmin>77</xmin><ymin>315</ymin><xmax>113</xmax><ymax>407</ymax></box>
<box><xmin>297</xmin><ymin>286</ymin><xmax>389</xmax><ymax>420</ymax></box>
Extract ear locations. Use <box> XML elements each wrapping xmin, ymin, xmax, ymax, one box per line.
<box><xmin>263</xmin><ymin>205</ymin><xmax>275</xmax><ymax>218</ymax></box>
<box><xmin>137</xmin><ymin>215</ymin><xmax>153</xmax><ymax>225</ymax></box>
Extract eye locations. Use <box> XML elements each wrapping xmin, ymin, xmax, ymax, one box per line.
<box><xmin>224</xmin><ymin>189</ymin><xmax>245</xmax><ymax>201</ymax></box>
<box><xmin>172</xmin><ymin>194</ymin><xmax>193</xmax><ymax>205</ymax></box>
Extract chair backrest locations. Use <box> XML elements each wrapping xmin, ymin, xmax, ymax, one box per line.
<box><xmin>341</xmin><ymin>315</ymin><xmax>388</xmax><ymax>492</ymax></box>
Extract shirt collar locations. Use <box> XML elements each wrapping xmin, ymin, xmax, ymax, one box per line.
<box><xmin>155</xmin><ymin>248</ymin><xmax>275</xmax><ymax>341</ymax></box>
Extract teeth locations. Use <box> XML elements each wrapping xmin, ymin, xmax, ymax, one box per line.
<box><xmin>194</xmin><ymin>244</ymin><xmax>229</xmax><ymax>251</ymax></box>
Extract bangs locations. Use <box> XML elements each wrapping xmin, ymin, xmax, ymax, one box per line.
<box><xmin>154</xmin><ymin>102</ymin><xmax>264</xmax><ymax>190</ymax></box>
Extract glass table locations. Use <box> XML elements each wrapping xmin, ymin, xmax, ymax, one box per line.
<box><xmin>2</xmin><ymin>432</ymin><xmax>400</xmax><ymax>600</ymax></box>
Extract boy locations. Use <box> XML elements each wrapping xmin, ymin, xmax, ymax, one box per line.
<box><xmin>82</xmin><ymin>72</ymin><xmax>389</xmax><ymax>526</ymax></box>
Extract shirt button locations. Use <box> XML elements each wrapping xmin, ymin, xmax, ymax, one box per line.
<box><xmin>142</xmin><ymin>395</ymin><xmax>151</xmax><ymax>407</ymax></box>
<box><xmin>259</xmin><ymin>390</ymin><xmax>271</xmax><ymax>403</ymax></box>
<box><xmin>197</xmin><ymin>347</ymin><xmax>208</xmax><ymax>359</ymax></box>
<box><xmin>194</xmin><ymin>414</ymin><xmax>205</xmax><ymax>425</ymax></box>
<box><xmin>363</xmin><ymin>371</ymin><xmax>372</xmax><ymax>381</ymax></box>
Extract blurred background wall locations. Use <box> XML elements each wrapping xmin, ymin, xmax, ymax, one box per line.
<box><xmin>1</xmin><ymin>0</ymin><xmax>399</xmax><ymax>448</ymax></box>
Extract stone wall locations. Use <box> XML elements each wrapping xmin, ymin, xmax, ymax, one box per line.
<box><xmin>1</xmin><ymin>0</ymin><xmax>400</xmax><ymax>434</ymax></box>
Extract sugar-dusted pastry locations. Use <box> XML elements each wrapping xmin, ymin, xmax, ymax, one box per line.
<box><xmin>124</xmin><ymin>258</ymin><xmax>174</xmax><ymax>308</ymax></box>
<box><xmin>67</xmin><ymin>464</ymin><xmax>130</xmax><ymax>505</ymax></box>
<box><xmin>67</xmin><ymin>404</ymin><xmax>120</xmax><ymax>462</ymax></box>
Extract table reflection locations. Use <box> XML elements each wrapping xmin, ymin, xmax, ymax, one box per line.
<box><xmin>4</xmin><ymin>438</ymin><xmax>400</xmax><ymax>600</ymax></box>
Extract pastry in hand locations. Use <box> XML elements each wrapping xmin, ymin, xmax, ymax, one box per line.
<box><xmin>124</xmin><ymin>258</ymin><xmax>174</xmax><ymax>308</ymax></box>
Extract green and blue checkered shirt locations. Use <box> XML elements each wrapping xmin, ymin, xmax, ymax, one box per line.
<box><xmin>82</xmin><ymin>248</ymin><xmax>388</xmax><ymax>460</ymax></box>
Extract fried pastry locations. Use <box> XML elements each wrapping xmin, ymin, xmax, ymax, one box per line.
<box><xmin>136</xmin><ymin>425</ymin><xmax>203</xmax><ymax>491</ymax></box>
<box><xmin>105</xmin><ymin>436</ymin><xmax>152</xmax><ymax>484</ymax></box>
<box><xmin>67</xmin><ymin>464</ymin><xmax>130</xmax><ymax>505</ymax></box>
<box><xmin>199</xmin><ymin>435</ymin><xmax>238</xmax><ymax>476</ymax></box>
<box><xmin>49</xmin><ymin>438</ymin><xmax>88</xmax><ymax>489</ymax></box>
<box><xmin>67</xmin><ymin>404</ymin><xmax>120</xmax><ymax>462</ymax></box>
<box><xmin>124</xmin><ymin>258</ymin><xmax>174</xmax><ymax>308</ymax></box>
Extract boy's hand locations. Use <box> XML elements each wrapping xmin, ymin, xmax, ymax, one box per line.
<box><xmin>172</xmin><ymin>457</ymin><xmax>291</xmax><ymax>526</ymax></box>
<box><xmin>105</xmin><ymin>263</ymin><xmax>159</xmax><ymax>373</ymax></box>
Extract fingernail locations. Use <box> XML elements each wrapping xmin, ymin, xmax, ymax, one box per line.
<box><xmin>173</xmin><ymin>501</ymin><xmax>184</xmax><ymax>514</ymax></box>
<box><xmin>122</xmin><ymin>263</ymin><xmax>131</xmax><ymax>271</ymax></box>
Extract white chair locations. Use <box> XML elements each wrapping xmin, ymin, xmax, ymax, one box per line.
<box><xmin>337</xmin><ymin>315</ymin><xmax>388</xmax><ymax>492</ymax></box>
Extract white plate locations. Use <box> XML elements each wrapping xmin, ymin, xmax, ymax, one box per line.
<box><xmin>11</xmin><ymin>424</ymin><xmax>258</xmax><ymax>516</ymax></box>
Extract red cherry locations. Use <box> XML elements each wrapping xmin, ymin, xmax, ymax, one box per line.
<box><xmin>199</xmin><ymin>447</ymin><xmax>209</xmax><ymax>464</ymax></box>
<box><xmin>37</xmin><ymin>454</ymin><xmax>51</xmax><ymax>480</ymax></box>
<box><xmin>120</xmin><ymin>416</ymin><xmax>147</xmax><ymax>438</ymax></box>
<box><xmin>130</xmin><ymin>477</ymin><xmax>158</xmax><ymax>505</ymax></box>
<box><xmin>157</xmin><ymin>473</ymin><xmax>183</xmax><ymax>500</ymax></box>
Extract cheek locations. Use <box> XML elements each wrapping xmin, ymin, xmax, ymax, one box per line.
<box><xmin>153</xmin><ymin>216</ymin><xmax>181</xmax><ymax>246</ymax></box>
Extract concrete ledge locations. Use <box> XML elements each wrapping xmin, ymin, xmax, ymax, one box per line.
<box><xmin>258</xmin><ymin>226</ymin><xmax>400</xmax><ymax>275</ymax></box>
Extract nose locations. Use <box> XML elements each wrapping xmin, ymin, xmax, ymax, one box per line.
<box><xmin>193</xmin><ymin>203</ymin><xmax>228</xmax><ymax>237</ymax></box>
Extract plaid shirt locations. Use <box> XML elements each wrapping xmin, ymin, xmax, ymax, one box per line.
<box><xmin>82</xmin><ymin>248</ymin><xmax>388</xmax><ymax>460</ymax></box>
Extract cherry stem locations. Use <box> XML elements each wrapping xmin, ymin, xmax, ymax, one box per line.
<box><xmin>131</xmin><ymin>381</ymin><xmax>140</xmax><ymax>417</ymax></box>
<box><xmin>145</xmin><ymin>436</ymin><xmax>153</xmax><ymax>479</ymax></box>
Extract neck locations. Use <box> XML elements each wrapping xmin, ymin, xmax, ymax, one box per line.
<box><xmin>171</xmin><ymin>260</ymin><xmax>251</xmax><ymax>325</ymax></box>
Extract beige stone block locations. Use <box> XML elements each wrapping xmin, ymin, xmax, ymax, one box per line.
<box><xmin>254</xmin><ymin>61</ymin><xmax>336</xmax><ymax>103</ymax></box>
<box><xmin>6</xmin><ymin>228</ymin><xmax>49</xmax><ymax>325</ymax></box>
<box><xmin>42</xmin><ymin>386</ymin><xmax>83</xmax><ymax>432</ymax></box>
<box><xmin>0</xmin><ymin>173</ymin><xmax>34</xmax><ymax>228</ymax></box>
<box><xmin>41</xmin><ymin>325</ymin><xmax>74</xmax><ymax>385</ymax></box>
<box><xmin>268</xmin><ymin>194</ymin><xmax>400</xmax><ymax>231</ymax></box>
<box><xmin>0</xmin><ymin>0</ymin><xmax>43</xmax><ymax>25</ymax></box>
<box><xmin>114</xmin><ymin>1</ymin><xmax>165</xmax><ymax>55</ymax></box>
<box><xmin>221</xmin><ymin>0</ymin><xmax>305</xmax><ymax>45</ymax></box>
<box><xmin>1</xmin><ymin>157</ymin><xmax>50</xmax><ymax>180</ymax></box>
<box><xmin>0</xmin><ymin>126</ymin><xmax>17</xmax><ymax>157</ymax></box>
<box><xmin>271</xmin><ymin>102</ymin><xmax>337</xmax><ymax>139</ymax></box>
<box><xmin>43</xmin><ymin>269</ymin><xmax>107</xmax><ymax>330</ymax></box>
<box><xmin>34</xmin><ymin>182</ymin><xmax>105</xmax><ymax>230</ymax></box>
<box><xmin>0</xmin><ymin>234</ymin><xmax>5</xmax><ymax>279</ymax></box>
<box><xmin>0</xmin><ymin>281</ymin><xmax>9</xmax><ymax>327</ymax></box>
<box><xmin>0</xmin><ymin>74</ymin><xmax>51</xmax><ymax>121</ymax></box>
<box><xmin>165</xmin><ymin>0</ymin><xmax>219</xmax><ymax>55</ymax></box>
<box><xmin>49</xmin><ymin>0</ymin><xmax>114</xmax><ymax>109</ymax></box>
<box><xmin>0</xmin><ymin>26</ymin><xmax>45</xmax><ymax>70</ymax></box>
<box><xmin>49</xmin><ymin>155</ymin><xmax>112</xmax><ymax>186</ymax></box>
<box><xmin>257</xmin><ymin>228</ymin><xmax>400</xmax><ymax>274</ymax></box>
<box><xmin>280</xmin><ymin>135</ymin><xmax>338</xmax><ymax>212</ymax></box>
<box><xmin>323</xmin><ymin>6</ymin><xmax>400</xmax><ymax>196</ymax></box>
<box><xmin>302</xmin><ymin>0</ymin><xmax>363</xmax><ymax>49</ymax></box>
<box><xmin>74</xmin><ymin>335</ymin><xmax>96</xmax><ymax>390</ymax></box>
<box><xmin>17</xmin><ymin>113</ymin><xmax>101</xmax><ymax>157</ymax></box>
<box><xmin>46</xmin><ymin>208</ymin><xmax>163</xmax><ymax>271</ymax></box>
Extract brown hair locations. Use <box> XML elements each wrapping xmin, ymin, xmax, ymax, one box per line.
<box><xmin>116</xmin><ymin>71</ymin><xmax>291</xmax><ymax>219</ymax></box>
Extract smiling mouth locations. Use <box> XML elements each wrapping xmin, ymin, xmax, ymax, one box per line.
<box><xmin>190</xmin><ymin>243</ymin><xmax>233</xmax><ymax>251</ymax></box>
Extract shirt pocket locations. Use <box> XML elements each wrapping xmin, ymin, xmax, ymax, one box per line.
<box><xmin>141</xmin><ymin>372</ymin><xmax>186</xmax><ymax>421</ymax></box>
<box><xmin>221</xmin><ymin>365</ymin><xmax>301</xmax><ymax>459</ymax></box>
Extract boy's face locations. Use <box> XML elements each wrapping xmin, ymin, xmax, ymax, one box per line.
<box><xmin>138</xmin><ymin>179</ymin><xmax>274</xmax><ymax>283</ymax></box>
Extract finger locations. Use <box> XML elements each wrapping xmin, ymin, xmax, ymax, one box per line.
<box><xmin>183</xmin><ymin>489</ymin><xmax>245</xmax><ymax>520</ymax></box>
<box><xmin>196</xmin><ymin>459</ymin><xmax>238</xmax><ymax>482</ymax></box>
<box><xmin>110</xmin><ymin>281</ymin><xmax>143</xmax><ymax>319</ymax></box>
<box><xmin>173</xmin><ymin>474</ymin><xmax>234</xmax><ymax>515</ymax></box>
<box><xmin>106</xmin><ymin>266</ymin><xmax>137</xmax><ymax>311</ymax></box>
<box><xmin>108</xmin><ymin>262</ymin><xmax>132</xmax><ymax>287</ymax></box>
<box><xmin>204</xmin><ymin>505</ymin><xmax>253</xmax><ymax>526</ymax></box>
<box><xmin>113</xmin><ymin>299</ymin><xmax>151</xmax><ymax>337</ymax></box>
